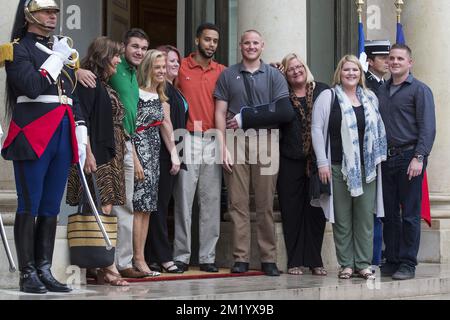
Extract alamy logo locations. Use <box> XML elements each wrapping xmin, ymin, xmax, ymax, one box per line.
<box><xmin>172</xmin><ymin>121</ymin><xmax>280</xmax><ymax>176</ymax></box>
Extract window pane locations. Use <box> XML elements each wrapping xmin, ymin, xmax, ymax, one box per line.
<box><xmin>228</xmin><ymin>0</ymin><xmax>238</xmax><ymax>65</ymax></box>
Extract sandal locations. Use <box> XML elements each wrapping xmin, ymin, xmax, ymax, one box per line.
<box><xmin>357</xmin><ymin>268</ymin><xmax>376</xmax><ymax>280</ymax></box>
<box><xmin>162</xmin><ymin>262</ymin><xmax>183</xmax><ymax>274</ymax></box>
<box><xmin>287</xmin><ymin>267</ymin><xmax>303</xmax><ymax>275</ymax></box>
<box><xmin>97</xmin><ymin>268</ymin><xmax>129</xmax><ymax>286</ymax></box>
<box><xmin>311</xmin><ymin>267</ymin><xmax>327</xmax><ymax>276</ymax></box>
<box><xmin>338</xmin><ymin>267</ymin><xmax>353</xmax><ymax>279</ymax></box>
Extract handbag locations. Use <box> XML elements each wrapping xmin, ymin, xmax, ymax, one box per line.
<box><xmin>67</xmin><ymin>172</ymin><xmax>117</xmax><ymax>268</ymax></box>
<box><xmin>309</xmin><ymin>154</ymin><xmax>331</xmax><ymax>201</ymax></box>
<box><xmin>309</xmin><ymin>89</ymin><xmax>335</xmax><ymax>202</ymax></box>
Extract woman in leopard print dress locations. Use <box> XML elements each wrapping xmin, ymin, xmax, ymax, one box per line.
<box><xmin>66</xmin><ymin>37</ymin><xmax>128</xmax><ymax>286</ymax></box>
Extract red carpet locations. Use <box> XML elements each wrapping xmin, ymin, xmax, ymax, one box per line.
<box><xmin>88</xmin><ymin>268</ymin><xmax>265</xmax><ymax>284</ymax></box>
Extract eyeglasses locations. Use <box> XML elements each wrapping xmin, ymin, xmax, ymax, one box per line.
<box><xmin>286</xmin><ymin>64</ymin><xmax>305</xmax><ymax>74</ymax></box>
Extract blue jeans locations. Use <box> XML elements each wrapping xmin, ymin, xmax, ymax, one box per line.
<box><xmin>14</xmin><ymin>117</ymin><xmax>72</xmax><ymax>217</ymax></box>
<box><xmin>381</xmin><ymin>150</ymin><xmax>426</xmax><ymax>269</ymax></box>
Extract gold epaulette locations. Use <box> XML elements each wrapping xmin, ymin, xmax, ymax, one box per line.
<box><xmin>0</xmin><ymin>43</ymin><xmax>14</xmax><ymax>68</ymax></box>
<box><xmin>0</xmin><ymin>39</ymin><xmax>19</xmax><ymax>68</ymax></box>
<box><xmin>74</xmin><ymin>55</ymin><xmax>80</xmax><ymax>71</ymax></box>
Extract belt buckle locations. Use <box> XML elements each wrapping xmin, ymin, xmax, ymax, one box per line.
<box><xmin>388</xmin><ymin>148</ymin><xmax>395</xmax><ymax>157</ymax></box>
<box><xmin>60</xmin><ymin>95</ymin><xmax>69</xmax><ymax>105</ymax></box>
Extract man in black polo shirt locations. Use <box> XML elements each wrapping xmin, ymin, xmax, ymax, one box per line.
<box><xmin>379</xmin><ymin>44</ymin><xmax>436</xmax><ymax>280</ymax></box>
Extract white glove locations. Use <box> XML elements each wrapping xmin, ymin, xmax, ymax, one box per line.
<box><xmin>52</xmin><ymin>36</ymin><xmax>75</xmax><ymax>61</ymax></box>
<box><xmin>38</xmin><ymin>36</ymin><xmax>79</xmax><ymax>80</ymax></box>
<box><xmin>233</xmin><ymin>113</ymin><xmax>243</xmax><ymax>129</ymax></box>
<box><xmin>75</xmin><ymin>125</ymin><xmax>88</xmax><ymax>168</ymax></box>
<box><xmin>359</xmin><ymin>52</ymin><xmax>369</xmax><ymax>73</ymax></box>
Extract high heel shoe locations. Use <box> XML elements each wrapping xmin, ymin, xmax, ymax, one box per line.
<box><xmin>86</xmin><ymin>268</ymin><xmax>98</xmax><ymax>279</ymax></box>
<box><xmin>97</xmin><ymin>268</ymin><xmax>129</xmax><ymax>286</ymax></box>
<box><xmin>133</xmin><ymin>261</ymin><xmax>161</xmax><ymax>277</ymax></box>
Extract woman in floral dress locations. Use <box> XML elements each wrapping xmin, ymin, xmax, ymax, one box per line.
<box><xmin>132</xmin><ymin>50</ymin><xmax>179</xmax><ymax>275</ymax></box>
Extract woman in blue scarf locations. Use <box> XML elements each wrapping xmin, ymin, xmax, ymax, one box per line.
<box><xmin>312</xmin><ymin>55</ymin><xmax>387</xmax><ymax>280</ymax></box>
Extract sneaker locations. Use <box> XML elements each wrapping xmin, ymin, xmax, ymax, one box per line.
<box><xmin>380</xmin><ymin>262</ymin><xmax>400</xmax><ymax>277</ymax></box>
<box><xmin>392</xmin><ymin>265</ymin><xmax>415</xmax><ymax>280</ymax></box>
<box><xmin>199</xmin><ymin>263</ymin><xmax>219</xmax><ymax>273</ymax></box>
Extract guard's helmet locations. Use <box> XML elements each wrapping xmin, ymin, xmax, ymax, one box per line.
<box><xmin>24</xmin><ymin>0</ymin><xmax>59</xmax><ymax>30</ymax></box>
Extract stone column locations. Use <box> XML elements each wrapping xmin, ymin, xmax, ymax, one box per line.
<box><xmin>401</xmin><ymin>0</ymin><xmax>450</xmax><ymax>263</ymax></box>
<box><xmin>365</xmin><ymin>0</ymin><xmax>396</xmax><ymax>41</ymax></box>
<box><xmin>236</xmin><ymin>0</ymin><xmax>307</xmax><ymax>64</ymax></box>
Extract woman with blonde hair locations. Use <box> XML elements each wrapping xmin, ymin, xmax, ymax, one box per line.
<box><xmin>312</xmin><ymin>55</ymin><xmax>387</xmax><ymax>280</ymax></box>
<box><xmin>277</xmin><ymin>53</ymin><xmax>329</xmax><ymax>276</ymax></box>
<box><xmin>132</xmin><ymin>50</ymin><xmax>179</xmax><ymax>275</ymax></box>
<box><xmin>145</xmin><ymin>45</ymin><xmax>186</xmax><ymax>274</ymax></box>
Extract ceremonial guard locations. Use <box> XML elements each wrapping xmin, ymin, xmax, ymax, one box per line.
<box><xmin>364</xmin><ymin>40</ymin><xmax>391</xmax><ymax>269</ymax></box>
<box><xmin>364</xmin><ymin>40</ymin><xmax>391</xmax><ymax>94</ymax></box>
<box><xmin>1</xmin><ymin>0</ymin><xmax>87</xmax><ymax>294</ymax></box>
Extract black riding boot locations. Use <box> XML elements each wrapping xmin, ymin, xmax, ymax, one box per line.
<box><xmin>35</xmin><ymin>216</ymin><xmax>72</xmax><ymax>292</ymax></box>
<box><xmin>14</xmin><ymin>213</ymin><xmax>47</xmax><ymax>294</ymax></box>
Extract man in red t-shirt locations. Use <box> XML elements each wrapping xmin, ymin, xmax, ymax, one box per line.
<box><xmin>174</xmin><ymin>23</ymin><xmax>226</xmax><ymax>273</ymax></box>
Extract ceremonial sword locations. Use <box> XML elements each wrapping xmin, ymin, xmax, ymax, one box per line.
<box><xmin>76</xmin><ymin>163</ymin><xmax>113</xmax><ymax>250</ymax></box>
<box><xmin>0</xmin><ymin>214</ymin><xmax>16</xmax><ymax>272</ymax></box>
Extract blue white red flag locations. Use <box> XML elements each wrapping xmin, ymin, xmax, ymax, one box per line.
<box><xmin>358</xmin><ymin>22</ymin><xmax>368</xmax><ymax>72</ymax></box>
<box><xmin>396</xmin><ymin>22</ymin><xmax>406</xmax><ymax>44</ymax></box>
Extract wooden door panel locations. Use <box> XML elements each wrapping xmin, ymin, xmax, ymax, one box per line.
<box><xmin>106</xmin><ymin>0</ymin><xmax>131</xmax><ymax>42</ymax></box>
<box><xmin>132</xmin><ymin>0</ymin><xmax>177</xmax><ymax>48</ymax></box>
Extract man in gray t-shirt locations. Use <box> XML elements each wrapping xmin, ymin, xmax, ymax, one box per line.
<box><xmin>214</xmin><ymin>61</ymin><xmax>289</xmax><ymax>117</ymax></box>
<box><xmin>214</xmin><ymin>30</ymin><xmax>289</xmax><ymax>276</ymax></box>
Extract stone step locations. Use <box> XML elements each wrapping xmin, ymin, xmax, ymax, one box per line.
<box><xmin>1</xmin><ymin>264</ymin><xmax>449</xmax><ymax>300</ymax></box>
<box><xmin>215</xmin><ymin>221</ymin><xmax>338</xmax><ymax>273</ymax></box>
<box><xmin>163</xmin><ymin>264</ymin><xmax>450</xmax><ymax>300</ymax></box>
<box><xmin>182</xmin><ymin>265</ymin><xmax>450</xmax><ymax>300</ymax></box>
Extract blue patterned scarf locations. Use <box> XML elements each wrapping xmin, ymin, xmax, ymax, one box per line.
<box><xmin>335</xmin><ymin>85</ymin><xmax>387</xmax><ymax>197</ymax></box>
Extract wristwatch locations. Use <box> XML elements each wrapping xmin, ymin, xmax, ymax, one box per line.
<box><xmin>414</xmin><ymin>154</ymin><xmax>425</xmax><ymax>163</ymax></box>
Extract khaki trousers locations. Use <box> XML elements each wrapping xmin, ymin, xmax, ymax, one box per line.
<box><xmin>224</xmin><ymin>131</ymin><xmax>279</xmax><ymax>263</ymax></box>
<box><xmin>113</xmin><ymin>141</ymin><xmax>134</xmax><ymax>270</ymax></box>
<box><xmin>332</xmin><ymin>165</ymin><xmax>375</xmax><ymax>271</ymax></box>
<box><xmin>173</xmin><ymin>134</ymin><xmax>222</xmax><ymax>264</ymax></box>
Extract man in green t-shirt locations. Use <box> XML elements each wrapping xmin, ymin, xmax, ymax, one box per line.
<box><xmin>77</xmin><ymin>29</ymin><xmax>149</xmax><ymax>278</ymax></box>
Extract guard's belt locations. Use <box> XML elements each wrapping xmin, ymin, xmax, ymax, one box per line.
<box><xmin>17</xmin><ymin>95</ymin><xmax>73</xmax><ymax>106</ymax></box>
